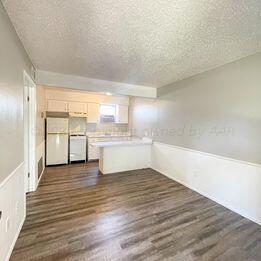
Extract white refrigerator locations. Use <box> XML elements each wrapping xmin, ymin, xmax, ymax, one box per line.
<box><xmin>46</xmin><ymin>118</ymin><xmax>69</xmax><ymax>165</ymax></box>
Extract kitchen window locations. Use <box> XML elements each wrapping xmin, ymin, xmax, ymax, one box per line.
<box><xmin>100</xmin><ymin>104</ymin><xmax>116</xmax><ymax>123</ymax></box>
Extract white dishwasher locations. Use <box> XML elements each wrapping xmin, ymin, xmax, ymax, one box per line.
<box><xmin>69</xmin><ymin>134</ymin><xmax>87</xmax><ymax>162</ymax></box>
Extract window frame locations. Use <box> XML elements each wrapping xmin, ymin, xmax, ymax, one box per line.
<box><xmin>99</xmin><ymin>103</ymin><xmax>116</xmax><ymax>123</ymax></box>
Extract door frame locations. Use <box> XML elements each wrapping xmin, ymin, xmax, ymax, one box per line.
<box><xmin>23</xmin><ymin>70</ymin><xmax>37</xmax><ymax>193</ymax></box>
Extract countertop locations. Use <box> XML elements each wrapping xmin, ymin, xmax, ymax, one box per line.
<box><xmin>86</xmin><ymin>132</ymin><xmax>131</xmax><ymax>138</ymax></box>
<box><xmin>90</xmin><ymin>138</ymin><xmax>152</xmax><ymax>148</ymax></box>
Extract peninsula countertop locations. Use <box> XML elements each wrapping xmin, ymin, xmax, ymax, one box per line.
<box><xmin>86</xmin><ymin>132</ymin><xmax>131</xmax><ymax>138</ymax></box>
<box><xmin>90</xmin><ymin>138</ymin><xmax>152</xmax><ymax>148</ymax></box>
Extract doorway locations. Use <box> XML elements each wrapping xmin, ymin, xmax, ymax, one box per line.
<box><xmin>23</xmin><ymin>70</ymin><xmax>36</xmax><ymax>193</ymax></box>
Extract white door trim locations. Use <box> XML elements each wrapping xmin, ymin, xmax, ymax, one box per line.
<box><xmin>23</xmin><ymin>70</ymin><xmax>37</xmax><ymax>192</ymax></box>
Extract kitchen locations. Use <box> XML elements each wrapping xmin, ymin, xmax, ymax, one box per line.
<box><xmin>45</xmin><ymin>86</ymin><xmax>151</xmax><ymax>173</ymax></box>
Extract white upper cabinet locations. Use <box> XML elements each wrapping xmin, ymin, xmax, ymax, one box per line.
<box><xmin>87</xmin><ymin>103</ymin><xmax>100</xmax><ymax>123</ymax></box>
<box><xmin>45</xmin><ymin>89</ymin><xmax>130</xmax><ymax>123</ymax></box>
<box><xmin>68</xmin><ymin>102</ymin><xmax>87</xmax><ymax>114</ymax></box>
<box><xmin>46</xmin><ymin>100</ymin><xmax>68</xmax><ymax>112</ymax></box>
<box><xmin>116</xmin><ymin>105</ymin><xmax>128</xmax><ymax>123</ymax></box>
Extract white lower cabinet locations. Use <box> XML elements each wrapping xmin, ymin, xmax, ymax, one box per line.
<box><xmin>88</xmin><ymin>145</ymin><xmax>99</xmax><ymax>160</ymax></box>
<box><xmin>88</xmin><ymin>138</ymin><xmax>100</xmax><ymax>160</ymax></box>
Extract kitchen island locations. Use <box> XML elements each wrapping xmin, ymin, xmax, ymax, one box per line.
<box><xmin>90</xmin><ymin>138</ymin><xmax>152</xmax><ymax>174</ymax></box>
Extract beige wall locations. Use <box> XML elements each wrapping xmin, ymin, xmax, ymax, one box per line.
<box><xmin>130</xmin><ymin>52</ymin><xmax>261</xmax><ymax>165</ymax></box>
<box><xmin>0</xmin><ymin>2</ymin><xmax>33</xmax><ymax>183</ymax></box>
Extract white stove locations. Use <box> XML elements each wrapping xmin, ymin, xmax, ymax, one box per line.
<box><xmin>69</xmin><ymin>133</ymin><xmax>87</xmax><ymax>162</ymax></box>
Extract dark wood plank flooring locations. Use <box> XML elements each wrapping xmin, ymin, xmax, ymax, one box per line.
<box><xmin>10</xmin><ymin>162</ymin><xmax>261</xmax><ymax>261</ymax></box>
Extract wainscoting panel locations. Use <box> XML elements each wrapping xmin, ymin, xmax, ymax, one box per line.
<box><xmin>0</xmin><ymin>163</ymin><xmax>26</xmax><ymax>261</ymax></box>
<box><xmin>151</xmin><ymin>142</ymin><xmax>261</xmax><ymax>225</ymax></box>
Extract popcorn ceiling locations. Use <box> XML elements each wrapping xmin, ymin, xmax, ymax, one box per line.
<box><xmin>3</xmin><ymin>0</ymin><xmax>261</xmax><ymax>87</ymax></box>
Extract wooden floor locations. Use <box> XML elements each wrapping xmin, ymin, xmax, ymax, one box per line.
<box><xmin>11</xmin><ymin>162</ymin><xmax>261</xmax><ymax>261</ymax></box>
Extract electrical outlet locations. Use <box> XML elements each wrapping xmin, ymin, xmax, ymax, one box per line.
<box><xmin>6</xmin><ymin>217</ymin><xmax>10</xmax><ymax>232</ymax></box>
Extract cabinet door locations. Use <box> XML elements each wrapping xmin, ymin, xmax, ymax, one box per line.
<box><xmin>87</xmin><ymin>103</ymin><xmax>100</xmax><ymax>123</ymax></box>
<box><xmin>116</xmin><ymin>105</ymin><xmax>128</xmax><ymax>123</ymax></box>
<box><xmin>88</xmin><ymin>145</ymin><xmax>99</xmax><ymax>160</ymax></box>
<box><xmin>68</xmin><ymin>102</ymin><xmax>87</xmax><ymax>114</ymax></box>
<box><xmin>88</xmin><ymin>138</ymin><xmax>99</xmax><ymax>160</ymax></box>
<box><xmin>46</xmin><ymin>100</ymin><xmax>68</xmax><ymax>112</ymax></box>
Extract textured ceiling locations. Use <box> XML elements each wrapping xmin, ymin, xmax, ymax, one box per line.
<box><xmin>3</xmin><ymin>0</ymin><xmax>261</xmax><ymax>87</ymax></box>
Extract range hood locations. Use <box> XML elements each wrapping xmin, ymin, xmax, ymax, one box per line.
<box><xmin>69</xmin><ymin>112</ymin><xmax>87</xmax><ymax>118</ymax></box>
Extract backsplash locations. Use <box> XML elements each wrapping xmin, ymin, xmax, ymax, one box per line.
<box><xmin>69</xmin><ymin>117</ymin><xmax>129</xmax><ymax>133</ymax></box>
<box><xmin>86</xmin><ymin>123</ymin><xmax>129</xmax><ymax>133</ymax></box>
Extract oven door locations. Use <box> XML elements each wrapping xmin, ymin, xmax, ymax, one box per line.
<box><xmin>70</xmin><ymin>136</ymin><xmax>86</xmax><ymax>162</ymax></box>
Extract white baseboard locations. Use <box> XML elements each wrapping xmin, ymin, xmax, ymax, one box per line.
<box><xmin>36</xmin><ymin>166</ymin><xmax>45</xmax><ymax>189</ymax></box>
<box><xmin>151</xmin><ymin>142</ymin><xmax>261</xmax><ymax>225</ymax></box>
